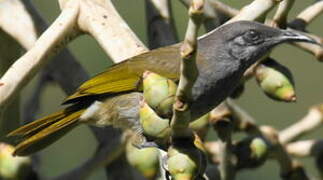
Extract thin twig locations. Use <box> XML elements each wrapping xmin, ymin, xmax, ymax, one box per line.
<box><xmin>285</xmin><ymin>140</ymin><xmax>321</xmax><ymax>157</ymax></box>
<box><xmin>261</xmin><ymin>126</ymin><xmax>309</xmax><ymax>180</ymax></box>
<box><xmin>285</xmin><ymin>139</ymin><xmax>323</xmax><ymax>179</ymax></box>
<box><xmin>271</xmin><ymin>0</ymin><xmax>296</xmax><ymax>28</ymax></box>
<box><xmin>0</xmin><ymin>0</ymin><xmax>150</xmax><ymax>110</ymax></box>
<box><xmin>207</xmin><ymin>0</ymin><xmax>238</xmax><ymax>18</ymax></box>
<box><xmin>296</xmin><ymin>1</ymin><xmax>323</xmax><ymax>24</ymax></box>
<box><xmin>279</xmin><ymin>104</ymin><xmax>323</xmax><ymax>144</ymax></box>
<box><xmin>0</xmin><ymin>0</ymin><xmax>37</xmax><ymax>136</ymax></box>
<box><xmin>181</xmin><ymin>0</ymin><xmax>227</xmax><ymax>31</ymax></box>
<box><xmin>214</xmin><ymin>120</ymin><xmax>235</xmax><ymax>180</ymax></box>
<box><xmin>179</xmin><ymin>0</ymin><xmax>217</xmax><ymax>20</ymax></box>
<box><xmin>170</xmin><ymin>0</ymin><xmax>204</xmax><ymax>137</ymax></box>
<box><xmin>77</xmin><ymin>0</ymin><xmax>148</xmax><ymax>62</ymax></box>
<box><xmin>0</xmin><ymin>1</ymin><xmax>79</xmax><ymax>110</ymax></box>
<box><xmin>228</xmin><ymin>0</ymin><xmax>281</xmax><ymax>23</ymax></box>
<box><xmin>0</xmin><ymin>0</ymin><xmax>37</xmax><ymax>49</ymax></box>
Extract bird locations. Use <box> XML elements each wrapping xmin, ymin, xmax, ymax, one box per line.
<box><xmin>8</xmin><ymin>21</ymin><xmax>317</xmax><ymax>156</ymax></box>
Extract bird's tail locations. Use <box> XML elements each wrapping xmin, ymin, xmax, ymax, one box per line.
<box><xmin>7</xmin><ymin>107</ymin><xmax>85</xmax><ymax>156</ymax></box>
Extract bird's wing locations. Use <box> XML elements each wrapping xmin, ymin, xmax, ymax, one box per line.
<box><xmin>63</xmin><ymin>64</ymin><xmax>141</xmax><ymax>104</ymax></box>
<box><xmin>63</xmin><ymin>44</ymin><xmax>181</xmax><ymax>104</ymax></box>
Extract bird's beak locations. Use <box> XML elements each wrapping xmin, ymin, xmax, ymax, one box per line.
<box><xmin>280</xmin><ymin>29</ymin><xmax>320</xmax><ymax>45</ymax></box>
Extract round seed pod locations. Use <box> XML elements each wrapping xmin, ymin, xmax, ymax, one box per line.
<box><xmin>143</xmin><ymin>71</ymin><xmax>177</xmax><ymax>118</ymax></box>
<box><xmin>0</xmin><ymin>143</ymin><xmax>32</xmax><ymax>180</ymax></box>
<box><xmin>139</xmin><ymin>100</ymin><xmax>170</xmax><ymax>139</ymax></box>
<box><xmin>255</xmin><ymin>58</ymin><xmax>296</xmax><ymax>102</ymax></box>
<box><xmin>126</xmin><ymin>141</ymin><xmax>159</xmax><ymax>180</ymax></box>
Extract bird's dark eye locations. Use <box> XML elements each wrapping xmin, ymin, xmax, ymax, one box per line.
<box><xmin>243</xmin><ymin>30</ymin><xmax>261</xmax><ymax>43</ymax></box>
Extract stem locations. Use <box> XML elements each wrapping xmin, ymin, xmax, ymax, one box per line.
<box><xmin>77</xmin><ymin>0</ymin><xmax>148</xmax><ymax>62</ymax></box>
<box><xmin>228</xmin><ymin>0</ymin><xmax>281</xmax><ymax>23</ymax></box>
<box><xmin>215</xmin><ymin>120</ymin><xmax>235</xmax><ymax>180</ymax></box>
<box><xmin>0</xmin><ymin>3</ymin><xmax>79</xmax><ymax>109</ymax></box>
<box><xmin>279</xmin><ymin>105</ymin><xmax>323</xmax><ymax>144</ymax></box>
<box><xmin>296</xmin><ymin>1</ymin><xmax>323</xmax><ymax>24</ymax></box>
<box><xmin>272</xmin><ymin>0</ymin><xmax>296</xmax><ymax>28</ymax></box>
<box><xmin>170</xmin><ymin>0</ymin><xmax>204</xmax><ymax>137</ymax></box>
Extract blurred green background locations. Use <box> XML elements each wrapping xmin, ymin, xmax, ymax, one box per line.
<box><xmin>8</xmin><ymin>0</ymin><xmax>323</xmax><ymax>179</ymax></box>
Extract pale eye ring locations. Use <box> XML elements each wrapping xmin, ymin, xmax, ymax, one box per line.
<box><xmin>244</xmin><ymin>30</ymin><xmax>260</xmax><ymax>42</ymax></box>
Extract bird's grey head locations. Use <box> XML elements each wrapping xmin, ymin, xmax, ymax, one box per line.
<box><xmin>201</xmin><ymin>21</ymin><xmax>318</xmax><ymax>68</ymax></box>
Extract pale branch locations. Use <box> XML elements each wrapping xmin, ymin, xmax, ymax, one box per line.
<box><xmin>285</xmin><ymin>139</ymin><xmax>323</xmax><ymax>178</ymax></box>
<box><xmin>179</xmin><ymin>0</ymin><xmax>226</xmax><ymax>32</ymax></box>
<box><xmin>296</xmin><ymin>0</ymin><xmax>323</xmax><ymax>24</ymax></box>
<box><xmin>0</xmin><ymin>0</ymin><xmax>149</xmax><ymax>111</ymax></box>
<box><xmin>228</xmin><ymin>0</ymin><xmax>281</xmax><ymax>23</ymax></box>
<box><xmin>260</xmin><ymin>126</ymin><xmax>309</xmax><ymax>180</ymax></box>
<box><xmin>271</xmin><ymin>0</ymin><xmax>296</xmax><ymax>28</ymax></box>
<box><xmin>285</xmin><ymin>140</ymin><xmax>323</xmax><ymax>157</ymax></box>
<box><xmin>0</xmin><ymin>0</ymin><xmax>37</xmax><ymax>136</ymax></box>
<box><xmin>179</xmin><ymin>0</ymin><xmax>217</xmax><ymax>20</ymax></box>
<box><xmin>20</xmin><ymin>0</ymin><xmax>87</xmax><ymax>121</ymax></box>
<box><xmin>208</xmin><ymin>93</ymin><xmax>238</xmax><ymax>179</ymax></box>
<box><xmin>145</xmin><ymin>0</ymin><xmax>178</xmax><ymax>49</ymax></box>
<box><xmin>55</xmin><ymin>0</ymin><xmax>150</xmax><ymax>178</ymax></box>
<box><xmin>0</xmin><ymin>2</ymin><xmax>79</xmax><ymax>110</ymax></box>
<box><xmin>214</xmin><ymin>120</ymin><xmax>235</xmax><ymax>180</ymax></box>
<box><xmin>207</xmin><ymin>0</ymin><xmax>238</xmax><ymax>18</ymax></box>
<box><xmin>208</xmin><ymin>0</ymin><xmax>277</xmax><ymax>23</ymax></box>
<box><xmin>279</xmin><ymin>104</ymin><xmax>323</xmax><ymax>144</ymax></box>
<box><xmin>171</xmin><ymin>0</ymin><xmax>204</xmax><ymax>136</ymax></box>
<box><xmin>167</xmin><ymin>2</ymin><xmax>206</xmax><ymax>179</ymax></box>
<box><xmin>204</xmin><ymin>141</ymin><xmax>220</xmax><ymax>164</ymax></box>
<box><xmin>77</xmin><ymin>0</ymin><xmax>148</xmax><ymax>62</ymax></box>
<box><xmin>292</xmin><ymin>41</ymin><xmax>323</xmax><ymax>61</ymax></box>
<box><xmin>0</xmin><ymin>0</ymin><xmax>37</xmax><ymax>49</ymax></box>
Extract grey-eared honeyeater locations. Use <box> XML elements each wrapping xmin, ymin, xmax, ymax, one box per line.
<box><xmin>8</xmin><ymin>21</ymin><xmax>318</xmax><ymax>156</ymax></box>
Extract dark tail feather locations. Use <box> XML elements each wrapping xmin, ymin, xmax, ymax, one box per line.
<box><xmin>8</xmin><ymin>109</ymin><xmax>85</xmax><ymax>156</ymax></box>
<box><xmin>7</xmin><ymin>110</ymin><xmax>67</xmax><ymax>137</ymax></box>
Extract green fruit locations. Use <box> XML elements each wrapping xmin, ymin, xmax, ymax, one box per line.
<box><xmin>255</xmin><ymin>58</ymin><xmax>296</xmax><ymax>102</ymax></box>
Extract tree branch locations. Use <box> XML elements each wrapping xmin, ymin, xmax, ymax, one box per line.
<box><xmin>228</xmin><ymin>0</ymin><xmax>281</xmax><ymax>23</ymax></box>
<box><xmin>0</xmin><ymin>1</ymin><xmax>79</xmax><ymax>110</ymax></box>
<box><xmin>271</xmin><ymin>0</ymin><xmax>296</xmax><ymax>28</ymax></box>
<box><xmin>279</xmin><ymin>104</ymin><xmax>323</xmax><ymax>144</ymax></box>
<box><xmin>170</xmin><ymin>0</ymin><xmax>203</xmax><ymax>136</ymax></box>
<box><xmin>296</xmin><ymin>0</ymin><xmax>323</xmax><ymax>24</ymax></box>
<box><xmin>77</xmin><ymin>0</ymin><xmax>148</xmax><ymax>62</ymax></box>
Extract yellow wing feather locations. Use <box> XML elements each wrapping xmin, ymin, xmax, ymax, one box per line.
<box><xmin>63</xmin><ymin>65</ymin><xmax>142</xmax><ymax>104</ymax></box>
<box><xmin>63</xmin><ymin>44</ymin><xmax>181</xmax><ymax>104</ymax></box>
